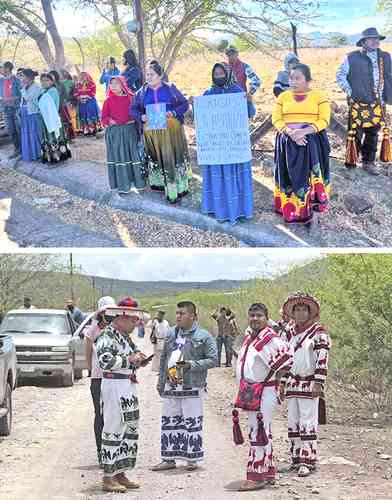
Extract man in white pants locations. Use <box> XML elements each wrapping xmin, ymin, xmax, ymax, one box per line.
<box><xmin>280</xmin><ymin>292</ymin><xmax>331</xmax><ymax>477</ymax></box>
<box><xmin>151</xmin><ymin>301</ymin><xmax>218</xmax><ymax>472</ymax></box>
<box><xmin>231</xmin><ymin>303</ymin><xmax>292</xmax><ymax>492</ymax></box>
<box><xmin>96</xmin><ymin>298</ymin><xmax>152</xmax><ymax>493</ymax></box>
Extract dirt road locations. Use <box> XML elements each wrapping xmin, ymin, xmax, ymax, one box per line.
<box><xmin>1</xmin><ymin>336</ymin><xmax>392</xmax><ymax>500</ymax></box>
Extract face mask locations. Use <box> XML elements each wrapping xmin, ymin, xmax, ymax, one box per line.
<box><xmin>214</xmin><ymin>77</ymin><xmax>227</xmax><ymax>87</ymax></box>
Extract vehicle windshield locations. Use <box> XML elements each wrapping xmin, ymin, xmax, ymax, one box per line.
<box><xmin>0</xmin><ymin>314</ymin><xmax>69</xmax><ymax>335</ymax></box>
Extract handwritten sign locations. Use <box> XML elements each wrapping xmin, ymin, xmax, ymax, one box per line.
<box><xmin>194</xmin><ymin>93</ymin><xmax>251</xmax><ymax>165</ymax></box>
<box><xmin>146</xmin><ymin>103</ymin><xmax>167</xmax><ymax>130</ymax></box>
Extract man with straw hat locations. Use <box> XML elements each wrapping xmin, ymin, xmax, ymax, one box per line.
<box><xmin>279</xmin><ymin>292</ymin><xmax>331</xmax><ymax>478</ymax></box>
<box><xmin>96</xmin><ymin>296</ymin><xmax>152</xmax><ymax>493</ymax></box>
<box><xmin>151</xmin><ymin>301</ymin><xmax>217</xmax><ymax>473</ymax></box>
<box><xmin>336</xmin><ymin>27</ymin><xmax>392</xmax><ymax>175</ymax></box>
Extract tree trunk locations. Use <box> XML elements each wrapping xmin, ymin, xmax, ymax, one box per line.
<box><xmin>41</xmin><ymin>0</ymin><xmax>66</xmax><ymax>68</ymax></box>
<box><xmin>35</xmin><ymin>32</ymin><xmax>56</xmax><ymax>68</ymax></box>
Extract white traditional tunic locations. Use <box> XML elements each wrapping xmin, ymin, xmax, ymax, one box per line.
<box><xmin>96</xmin><ymin>325</ymin><xmax>140</xmax><ymax>478</ymax></box>
<box><xmin>236</xmin><ymin>326</ymin><xmax>292</xmax><ymax>482</ymax></box>
<box><xmin>281</xmin><ymin>321</ymin><xmax>331</xmax><ymax>468</ymax></box>
<box><xmin>151</xmin><ymin>318</ymin><xmax>170</xmax><ymax>372</ymax></box>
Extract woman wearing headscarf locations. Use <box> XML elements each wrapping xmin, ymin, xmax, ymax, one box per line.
<box><xmin>200</xmin><ymin>63</ymin><xmax>253</xmax><ymax>224</ymax></box>
<box><xmin>49</xmin><ymin>69</ymin><xmax>75</xmax><ymax>141</ymax></box>
<box><xmin>38</xmin><ymin>73</ymin><xmax>72</xmax><ymax>163</ymax></box>
<box><xmin>20</xmin><ymin>69</ymin><xmax>42</xmax><ymax>161</ymax></box>
<box><xmin>101</xmin><ymin>76</ymin><xmax>146</xmax><ymax>194</ymax></box>
<box><xmin>122</xmin><ymin>49</ymin><xmax>143</xmax><ymax>93</ymax></box>
<box><xmin>272</xmin><ymin>64</ymin><xmax>331</xmax><ymax>224</ymax></box>
<box><xmin>74</xmin><ymin>72</ymin><xmax>102</xmax><ymax>136</ymax></box>
<box><xmin>132</xmin><ymin>62</ymin><xmax>191</xmax><ymax>204</ymax></box>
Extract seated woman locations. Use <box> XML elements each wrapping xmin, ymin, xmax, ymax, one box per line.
<box><xmin>101</xmin><ymin>76</ymin><xmax>146</xmax><ymax>194</ymax></box>
<box><xmin>201</xmin><ymin>63</ymin><xmax>253</xmax><ymax>224</ymax></box>
<box><xmin>132</xmin><ymin>61</ymin><xmax>191</xmax><ymax>204</ymax></box>
<box><xmin>38</xmin><ymin>73</ymin><xmax>72</xmax><ymax>163</ymax></box>
<box><xmin>20</xmin><ymin>69</ymin><xmax>42</xmax><ymax>161</ymax></box>
<box><xmin>74</xmin><ymin>72</ymin><xmax>102</xmax><ymax>136</ymax></box>
<box><xmin>272</xmin><ymin>64</ymin><xmax>331</xmax><ymax>224</ymax></box>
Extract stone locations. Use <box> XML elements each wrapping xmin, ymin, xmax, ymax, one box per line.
<box><xmin>343</xmin><ymin>192</ymin><xmax>375</xmax><ymax>214</ymax></box>
<box><xmin>311</xmin><ymin>488</ymin><xmax>320</xmax><ymax>494</ymax></box>
<box><xmin>379</xmin><ymin>454</ymin><xmax>391</xmax><ymax>460</ymax></box>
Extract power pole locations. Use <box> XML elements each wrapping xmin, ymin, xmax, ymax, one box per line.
<box><xmin>134</xmin><ymin>0</ymin><xmax>146</xmax><ymax>81</ymax></box>
<box><xmin>69</xmin><ymin>253</ymin><xmax>75</xmax><ymax>301</ymax></box>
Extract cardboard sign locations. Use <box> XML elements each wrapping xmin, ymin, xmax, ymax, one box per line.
<box><xmin>194</xmin><ymin>92</ymin><xmax>252</xmax><ymax>165</ymax></box>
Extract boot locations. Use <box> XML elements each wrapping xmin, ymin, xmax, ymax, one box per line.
<box><xmin>115</xmin><ymin>473</ymin><xmax>140</xmax><ymax>489</ymax></box>
<box><xmin>102</xmin><ymin>478</ymin><xmax>127</xmax><ymax>493</ymax></box>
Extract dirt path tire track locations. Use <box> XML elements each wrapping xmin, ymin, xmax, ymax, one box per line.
<box><xmin>1</xmin><ymin>336</ymin><xmax>391</xmax><ymax>500</ymax></box>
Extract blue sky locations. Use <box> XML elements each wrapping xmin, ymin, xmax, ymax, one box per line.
<box><xmin>55</xmin><ymin>1</ymin><xmax>386</xmax><ymax>37</ymax></box>
<box><xmin>71</xmin><ymin>250</ymin><xmax>323</xmax><ymax>282</ymax></box>
<box><xmin>311</xmin><ymin>0</ymin><xmax>385</xmax><ymax>34</ymax></box>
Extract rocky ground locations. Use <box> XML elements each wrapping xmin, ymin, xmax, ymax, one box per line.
<box><xmin>1</xmin><ymin>336</ymin><xmax>392</xmax><ymax>500</ymax></box>
<box><xmin>0</xmin><ymin>166</ymin><xmax>240</xmax><ymax>248</ymax></box>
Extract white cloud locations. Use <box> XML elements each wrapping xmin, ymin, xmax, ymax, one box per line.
<box><xmin>71</xmin><ymin>250</ymin><xmax>323</xmax><ymax>282</ymax></box>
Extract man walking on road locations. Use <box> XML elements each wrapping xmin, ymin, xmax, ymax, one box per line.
<box><xmin>212</xmin><ymin>307</ymin><xmax>235</xmax><ymax>367</ymax></box>
<box><xmin>150</xmin><ymin>310</ymin><xmax>170</xmax><ymax>372</ymax></box>
<box><xmin>96</xmin><ymin>298</ymin><xmax>152</xmax><ymax>493</ymax></box>
<box><xmin>85</xmin><ymin>296</ymin><xmax>116</xmax><ymax>466</ymax></box>
<box><xmin>151</xmin><ymin>301</ymin><xmax>218</xmax><ymax>472</ymax></box>
<box><xmin>279</xmin><ymin>293</ymin><xmax>331</xmax><ymax>478</ymax></box>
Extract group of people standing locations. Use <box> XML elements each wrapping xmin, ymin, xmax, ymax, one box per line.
<box><xmin>0</xmin><ymin>62</ymin><xmax>104</xmax><ymax>163</ymax></box>
<box><xmin>2</xmin><ymin>27</ymin><xmax>390</xmax><ymax>225</ymax></box>
<box><xmin>83</xmin><ymin>291</ymin><xmax>330</xmax><ymax>494</ymax></box>
<box><xmin>88</xmin><ymin>28</ymin><xmax>392</xmax><ymax>226</ymax></box>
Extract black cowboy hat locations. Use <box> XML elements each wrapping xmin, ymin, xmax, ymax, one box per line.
<box><xmin>357</xmin><ymin>27</ymin><xmax>386</xmax><ymax>47</ymax></box>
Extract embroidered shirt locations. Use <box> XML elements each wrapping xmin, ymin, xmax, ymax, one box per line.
<box><xmin>272</xmin><ymin>89</ymin><xmax>331</xmax><ymax>133</ymax></box>
<box><xmin>96</xmin><ymin>324</ymin><xmax>139</xmax><ymax>375</ymax></box>
<box><xmin>280</xmin><ymin>321</ymin><xmax>331</xmax><ymax>398</ymax></box>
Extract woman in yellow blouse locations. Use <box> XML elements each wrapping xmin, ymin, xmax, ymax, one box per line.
<box><xmin>272</xmin><ymin>64</ymin><xmax>331</xmax><ymax>224</ymax></box>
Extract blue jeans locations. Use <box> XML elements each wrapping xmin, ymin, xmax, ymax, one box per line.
<box><xmin>4</xmin><ymin>107</ymin><xmax>20</xmax><ymax>150</ymax></box>
<box><xmin>216</xmin><ymin>336</ymin><xmax>233</xmax><ymax>366</ymax></box>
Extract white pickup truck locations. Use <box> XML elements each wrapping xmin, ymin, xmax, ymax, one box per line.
<box><xmin>0</xmin><ymin>309</ymin><xmax>87</xmax><ymax>387</ymax></box>
<box><xmin>0</xmin><ymin>334</ymin><xmax>17</xmax><ymax>436</ymax></box>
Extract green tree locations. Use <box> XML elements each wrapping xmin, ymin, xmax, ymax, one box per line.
<box><xmin>76</xmin><ymin>0</ymin><xmax>320</xmax><ymax>74</ymax></box>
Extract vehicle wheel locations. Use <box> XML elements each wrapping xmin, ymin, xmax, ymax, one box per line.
<box><xmin>0</xmin><ymin>382</ymin><xmax>12</xmax><ymax>436</ymax></box>
<box><xmin>62</xmin><ymin>359</ymin><xmax>75</xmax><ymax>387</ymax></box>
<box><xmin>74</xmin><ymin>369</ymin><xmax>83</xmax><ymax>380</ymax></box>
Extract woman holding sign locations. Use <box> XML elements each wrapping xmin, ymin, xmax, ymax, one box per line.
<box><xmin>132</xmin><ymin>62</ymin><xmax>191</xmax><ymax>204</ymax></box>
<box><xmin>101</xmin><ymin>76</ymin><xmax>146</xmax><ymax>194</ymax></box>
<box><xmin>200</xmin><ymin>63</ymin><xmax>253</xmax><ymax>225</ymax></box>
<box><xmin>272</xmin><ymin>64</ymin><xmax>331</xmax><ymax>224</ymax></box>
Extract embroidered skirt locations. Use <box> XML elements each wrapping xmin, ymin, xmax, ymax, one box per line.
<box><xmin>274</xmin><ymin>130</ymin><xmax>331</xmax><ymax>223</ymax></box>
<box><xmin>144</xmin><ymin>117</ymin><xmax>192</xmax><ymax>203</ymax></box>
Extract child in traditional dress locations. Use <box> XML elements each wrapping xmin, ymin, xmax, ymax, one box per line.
<box><xmin>101</xmin><ymin>76</ymin><xmax>146</xmax><ymax>194</ymax></box>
